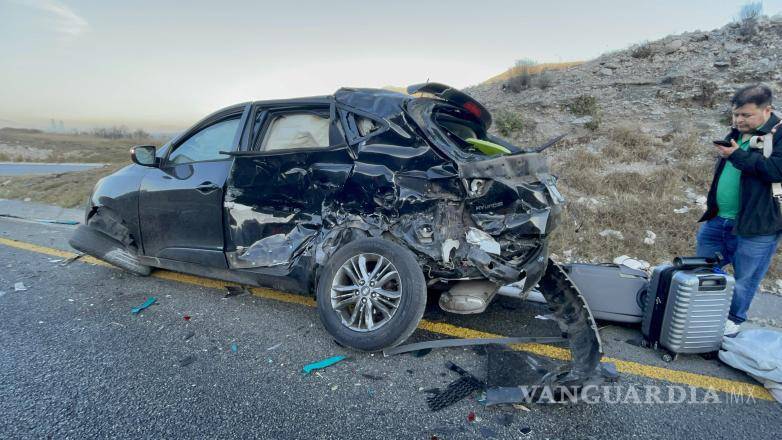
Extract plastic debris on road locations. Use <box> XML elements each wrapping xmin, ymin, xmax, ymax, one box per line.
<box><xmin>131</xmin><ymin>297</ymin><xmax>156</xmax><ymax>314</ymax></box>
<box><xmin>231</xmin><ymin>343</ymin><xmax>238</xmax><ymax>353</ymax></box>
<box><xmin>179</xmin><ymin>355</ymin><xmax>196</xmax><ymax>367</ymax></box>
<box><xmin>266</xmin><ymin>342</ymin><xmax>282</xmax><ymax>351</ymax></box>
<box><xmin>302</xmin><ymin>355</ymin><xmax>346</xmax><ymax>374</ymax></box>
<box><xmin>224</xmin><ymin>285</ymin><xmax>250</xmax><ymax>298</ymax></box>
<box><xmin>14</xmin><ymin>282</ymin><xmax>27</xmax><ymax>291</ymax></box>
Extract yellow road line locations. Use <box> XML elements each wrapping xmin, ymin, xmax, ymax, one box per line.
<box><xmin>0</xmin><ymin>236</ymin><xmax>773</xmax><ymax>401</ymax></box>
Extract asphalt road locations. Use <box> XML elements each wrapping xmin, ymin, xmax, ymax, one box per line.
<box><xmin>1</xmin><ymin>216</ymin><xmax>781</xmax><ymax>439</ymax></box>
<box><xmin>0</xmin><ymin>162</ymin><xmax>104</xmax><ymax>176</ymax></box>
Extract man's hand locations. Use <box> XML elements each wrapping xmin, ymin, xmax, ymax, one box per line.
<box><xmin>716</xmin><ymin>139</ymin><xmax>739</xmax><ymax>158</ymax></box>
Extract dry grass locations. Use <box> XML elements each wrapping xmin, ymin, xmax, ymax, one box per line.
<box><xmin>602</xmin><ymin>125</ymin><xmax>658</xmax><ymax>162</ymax></box>
<box><xmin>0</xmin><ymin>129</ymin><xmax>159</xmax><ymax>164</ymax></box>
<box><xmin>484</xmin><ymin>61</ymin><xmax>584</xmax><ymax>85</ymax></box>
<box><xmin>0</xmin><ymin>165</ymin><xmax>120</xmax><ymax>208</ymax></box>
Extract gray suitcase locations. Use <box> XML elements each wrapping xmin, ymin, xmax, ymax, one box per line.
<box><xmin>562</xmin><ymin>263</ymin><xmax>648</xmax><ymax>323</ymax></box>
<box><xmin>642</xmin><ymin>258</ymin><xmax>734</xmax><ymax>359</ymax></box>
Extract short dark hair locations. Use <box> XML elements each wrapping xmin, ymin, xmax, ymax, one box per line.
<box><xmin>731</xmin><ymin>84</ymin><xmax>773</xmax><ymax>108</ymax></box>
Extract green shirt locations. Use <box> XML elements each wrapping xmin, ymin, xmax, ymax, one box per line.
<box><xmin>716</xmin><ymin>136</ymin><xmax>751</xmax><ymax>219</ymax></box>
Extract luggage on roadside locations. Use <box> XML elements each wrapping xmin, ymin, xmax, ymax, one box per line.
<box><xmin>641</xmin><ymin>256</ymin><xmax>735</xmax><ymax>361</ymax></box>
<box><xmin>562</xmin><ymin>263</ymin><xmax>649</xmax><ymax>324</ymax></box>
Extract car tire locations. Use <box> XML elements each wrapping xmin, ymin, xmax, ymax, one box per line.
<box><xmin>316</xmin><ymin>238</ymin><xmax>426</xmax><ymax>351</ymax></box>
<box><xmin>69</xmin><ymin>225</ymin><xmax>152</xmax><ymax>276</ymax></box>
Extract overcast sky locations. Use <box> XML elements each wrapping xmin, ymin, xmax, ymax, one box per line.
<box><xmin>1</xmin><ymin>0</ymin><xmax>780</xmax><ymax>132</ymax></box>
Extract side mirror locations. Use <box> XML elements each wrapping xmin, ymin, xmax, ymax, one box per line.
<box><xmin>131</xmin><ymin>145</ymin><xmax>158</xmax><ymax>167</ymax></box>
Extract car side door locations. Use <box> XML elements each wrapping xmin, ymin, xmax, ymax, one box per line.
<box><xmin>138</xmin><ymin>104</ymin><xmax>249</xmax><ymax>268</ymax></box>
<box><xmin>223</xmin><ymin>101</ymin><xmax>353</xmax><ymax>270</ymax></box>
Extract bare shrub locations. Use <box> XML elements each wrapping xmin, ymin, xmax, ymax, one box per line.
<box><xmin>568</xmin><ymin>95</ymin><xmax>599</xmax><ymax>117</ymax></box>
<box><xmin>536</xmin><ymin>70</ymin><xmax>553</xmax><ymax>89</ymax></box>
<box><xmin>693</xmin><ymin>81</ymin><xmax>719</xmax><ymax>108</ymax></box>
<box><xmin>494</xmin><ymin>110</ymin><xmax>525</xmax><ymax>137</ymax></box>
<box><xmin>630</xmin><ymin>42</ymin><xmax>654</xmax><ymax>59</ymax></box>
<box><xmin>505</xmin><ymin>71</ymin><xmax>533</xmax><ymax>93</ymax></box>
<box><xmin>738</xmin><ymin>1</ymin><xmax>763</xmax><ymax>36</ymax></box>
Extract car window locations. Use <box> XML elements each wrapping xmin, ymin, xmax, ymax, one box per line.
<box><xmin>261</xmin><ymin>113</ymin><xmax>330</xmax><ymax>151</ymax></box>
<box><xmin>168</xmin><ymin>117</ymin><xmax>240</xmax><ymax>164</ymax></box>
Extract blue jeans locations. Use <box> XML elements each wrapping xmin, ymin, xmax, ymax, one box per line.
<box><xmin>696</xmin><ymin>216</ymin><xmax>781</xmax><ymax>324</ymax></box>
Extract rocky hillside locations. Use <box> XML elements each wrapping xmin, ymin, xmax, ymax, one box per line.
<box><xmin>465</xmin><ymin>15</ymin><xmax>782</xmax><ymax>291</ymax></box>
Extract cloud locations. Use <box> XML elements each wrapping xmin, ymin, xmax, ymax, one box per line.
<box><xmin>15</xmin><ymin>0</ymin><xmax>88</xmax><ymax>36</ymax></box>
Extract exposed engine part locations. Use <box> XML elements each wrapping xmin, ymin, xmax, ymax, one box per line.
<box><xmin>438</xmin><ymin>280</ymin><xmax>498</xmax><ymax>314</ymax></box>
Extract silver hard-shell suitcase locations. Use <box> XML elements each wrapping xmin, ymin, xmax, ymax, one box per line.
<box><xmin>642</xmin><ymin>259</ymin><xmax>734</xmax><ymax>360</ymax></box>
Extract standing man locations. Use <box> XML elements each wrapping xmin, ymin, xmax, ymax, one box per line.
<box><xmin>697</xmin><ymin>84</ymin><xmax>782</xmax><ymax>335</ymax></box>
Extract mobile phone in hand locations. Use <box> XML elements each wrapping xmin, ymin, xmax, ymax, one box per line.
<box><xmin>713</xmin><ymin>140</ymin><xmax>732</xmax><ymax>147</ymax></box>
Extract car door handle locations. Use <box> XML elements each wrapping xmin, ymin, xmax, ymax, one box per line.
<box><xmin>196</xmin><ymin>181</ymin><xmax>220</xmax><ymax>194</ymax></box>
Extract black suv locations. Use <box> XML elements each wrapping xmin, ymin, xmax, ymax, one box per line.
<box><xmin>70</xmin><ymin>83</ymin><xmax>567</xmax><ymax>351</ymax></box>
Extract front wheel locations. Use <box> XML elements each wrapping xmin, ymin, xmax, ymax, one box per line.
<box><xmin>316</xmin><ymin>238</ymin><xmax>426</xmax><ymax>351</ymax></box>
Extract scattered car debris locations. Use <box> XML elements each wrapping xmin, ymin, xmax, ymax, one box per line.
<box><xmin>426</xmin><ymin>362</ymin><xmax>484</xmax><ymax>411</ymax></box>
<box><xmin>183</xmin><ymin>315</ymin><xmax>191</xmax><ymax>321</ymax></box>
<box><xmin>266</xmin><ymin>342</ymin><xmax>283</xmax><ymax>351</ymax></box>
<box><xmin>60</xmin><ymin>253</ymin><xmax>83</xmax><ymax>266</ymax></box>
<box><xmin>184</xmin><ymin>331</ymin><xmax>195</xmax><ymax>341</ymax></box>
<box><xmin>130</xmin><ymin>297</ymin><xmax>156</xmax><ymax>314</ymax></box>
<box><xmin>224</xmin><ymin>285</ymin><xmax>250</xmax><ymax>298</ymax></box>
<box><xmin>598</xmin><ymin>229</ymin><xmax>624</xmax><ymax>240</ymax></box>
<box><xmin>520</xmin><ymin>426</ymin><xmax>532</xmax><ymax>435</ymax></box>
<box><xmin>383</xmin><ymin>335</ymin><xmax>566</xmax><ymax>357</ymax></box>
<box><xmin>179</xmin><ymin>355</ymin><xmax>197</xmax><ymax>367</ymax></box>
<box><xmin>231</xmin><ymin>343</ymin><xmax>238</xmax><ymax>353</ymax></box>
<box><xmin>512</xmin><ymin>403</ymin><xmax>530</xmax><ymax>412</ymax></box>
<box><xmin>13</xmin><ymin>282</ymin><xmax>27</xmax><ymax>291</ymax></box>
<box><xmin>302</xmin><ymin>355</ymin><xmax>347</xmax><ymax>374</ymax></box>
<box><xmin>482</xmin><ymin>346</ymin><xmax>616</xmax><ymax>405</ymax></box>
<box><xmin>466</xmin><ymin>411</ymin><xmax>477</xmax><ymax>423</ymax></box>
<box><xmin>643</xmin><ymin>230</ymin><xmax>657</xmax><ymax>245</ymax></box>
<box><xmin>360</xmin><ymin>373</ymin><xmax>384</xmax><ymax>381</ymax></box>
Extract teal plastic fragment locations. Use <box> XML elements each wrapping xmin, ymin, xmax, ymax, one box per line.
<box><xmin>302</xmin><ymin>355</ymin><xmax>346</xmax><ymax>374</ymax></box>
<box><xmin>131</xmin><ymin>297</ymin><xmax>156</xmax><ymax>314</ymax></box>
<box><xmin>231</xmin><ymin>343</ymin><xmax>238</xmax><ymax>353</ymax></box>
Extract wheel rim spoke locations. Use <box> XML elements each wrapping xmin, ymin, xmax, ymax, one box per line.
<box><xmin>375</xmin><ymin>288</ymin><xmax>401</xmax><ymax>299</ymax></box>
<box><xmin>371</xmin><ymin>299</ymin><xmax>392</xmax><ymax>319</ymax></box>
<box><xmin>364</xmin><ymin>301</ymin><xmax>375</xmax><ymax>330</ymax></box>
<box><xmin>357</xmin><ymin>254</ymin><xmax>370</xmax><ymax>281</ymax></box>
<box><xmin>376</xmin><ymin>270</ymin><xmax>399</xmax><ymax>286</ymax></box>
<box><xmin>333</xmin><ymin>296</ymin><xmax>357</xmax><ymax>310</ymax></box>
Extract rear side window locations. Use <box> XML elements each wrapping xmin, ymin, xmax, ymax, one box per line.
<box><xmin>261</xmin><ymin>113</ymin><xmax>330</xmax><ymax>151</ymax></box>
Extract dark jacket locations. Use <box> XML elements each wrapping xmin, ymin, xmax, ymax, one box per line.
<box><xmin>699</xmin><ymin>113</ymin><xmax>782</xmax><ymax>236</ymax></box>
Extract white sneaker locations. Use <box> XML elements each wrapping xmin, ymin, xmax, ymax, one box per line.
<box><xmin>724</xmin><ymin>320</ymin><xmax>741</xmax><ymax>336</ymax></box>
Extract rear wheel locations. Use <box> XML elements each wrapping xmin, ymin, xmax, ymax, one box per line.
<box><xmin>316</xmin><ymin>238</ymin><xmax>426</xmax><ymax>351</ymax></box>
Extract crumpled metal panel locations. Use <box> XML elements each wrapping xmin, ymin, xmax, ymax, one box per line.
<box><xmin>224</xmin><ymin>88</ymin><xmax>562</xmax><ymax>293</ymax></box>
